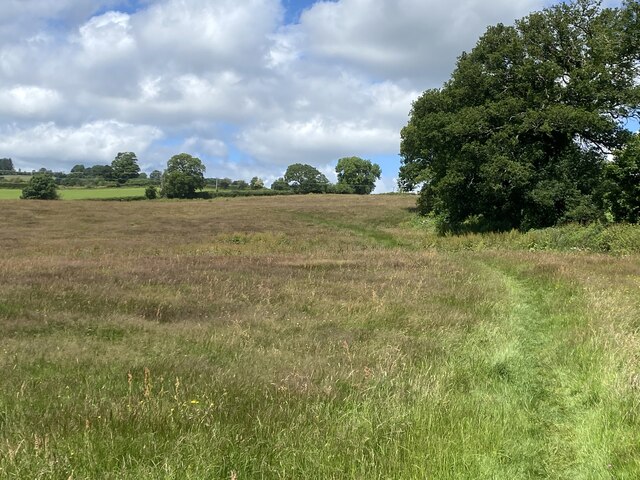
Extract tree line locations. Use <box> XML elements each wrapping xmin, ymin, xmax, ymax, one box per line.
<box><xmin>399</xmin><ymin>0</ymin><xmax>640</xmax><ymax>231</ymax></box>
<box><xmin>13</xmin><ymin>153</ymin><xmax>381</xmax><ymax>200</ymax></box>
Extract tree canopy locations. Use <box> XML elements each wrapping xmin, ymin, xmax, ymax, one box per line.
<box><xmin>271</xmin><ymin>177</ymin><xmax>290</xmax><ymax>191</ymax></box>
<box><xmin>111</xmin><ymin>152</ymin><xmax>141</xmax><ymax>184</ymax></box>
<box><xmin>336</xmin><ymin>156</ymin><xmax>381</xmax><ymax>194</ymax></box>
<box><xmin>284</xmin><ymin>163</ymin><xmax>330</xmax><ymax>193</ymax></box>
<box><xmin>162</xmin><ymin>153</ymin><xmax>206</xmax><ymax>199</ymax></box>
<box><xmin>0</xmin><ymin>158</ymin><xmax>14</xmax><ymax>172</ymax></box>
<box><xmin>399</xmin><ymin>0</ymin><xmax>640</xmax><ymax>231</ymax></box>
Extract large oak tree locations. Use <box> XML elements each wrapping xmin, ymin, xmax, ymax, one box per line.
<box><xmin>400</xmin><ymin>0</ymin><xmax>640</xmax><ymax>231</ymax></box>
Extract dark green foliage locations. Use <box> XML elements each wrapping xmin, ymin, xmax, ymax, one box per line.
<box><xmin>71</xmin><ymin>164</ymin><xmax>85</xmax><ymax>173</ymax></box>
<box><xmin>284</xmin><ymin>163</ymin><xmax>330</xmax><ymax>193</ymax></box>
<box><xmin>20</xmin><ymin>174</ymin><xmax>59</xmax><ymax>200</ymax></box>
<box><xmin>400</xmin><ymin>0</ymin><xmax>640</xmax><ymax>231</ymax></box>
<box><xmin>111</xmin><ymin>152</ymin><xmax>141</xmax><ymax>184</ymax></box>
<box><xmin>161</xmin><ymin>153</ymin><xmax>206</xmax><ymax>199</ymax></box>
<box><xmin>0</xmin><ymin>158</ymin><xmax>14</xmax><ymax>172</ymax></box>
<box><xmin>86</xmin><ymin>164</ymin><xmax>115</xmax><ymax>180</ymax></box>
<box><xmin>232</xmin><ymin>180</ymin><xmax>249</xmax><ymax>190</ymax></box>
<box><xmin>335</xmin><ymin>156</ymin><xmax>381</xmax><ymax>194</ymax></box>
<box><xmin>601</xmin><ymin>135</ymin><xmax>640</xmax><ymax>223</ymax></box>
<box><xmin>145</xmin><ymin>185</ymin><xmax>158</xmax><ymax>200</ymax></box>
<box><xmin>329</xmin><ymin>182</ymin><xmax>356</xmax><ymax>194</ymax></box>
<box><xmin>270</xmin><ymin>177</ymin><xmax>291</xmax><ymax>191</ymax></box>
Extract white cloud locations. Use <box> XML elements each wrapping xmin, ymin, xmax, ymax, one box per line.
<box><xmin>132</xmin><ymin>0</ymin><xmax>283</xmax><ymax>74</ymax></box>
<box><xmin>239</xmin><ymin>117</ymin><xmax>400</xmax><ymax>166</ymax></box>
<box><xmin>182</xmin><ymin>136</ymin><xmax>228</xmax><ymax>159</ymax></box>
<box><xmin>0</xmin><ymin>0</ymin><xmax>556</xmax><ymax>179</ymax></box>
<box><xmin>75</xmin><ymin>11</ymin><xmax>136</xmax><ymax>64</ymax></box>
<box><xmin>0</xmin><ymin>86</ymin><xmax>63</xmax><ymax>118</ymax></box>
<box><xmin>373</xmin><ymin>176</ymin><xmax>398</xmax><ymax>194</ymax></box>
<box><xmin>0</xmin><ymin>121</ymin><xmax>162</xmax><ymax>169</ymax></box>
<box><xmin>296</xmin><ymin>0</ymin><xmax>543</xmax><ymax>84</ymax></box>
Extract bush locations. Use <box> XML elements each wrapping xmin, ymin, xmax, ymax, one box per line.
<box><xmin>145</xmin><ymin>185</ymin><xmax>158</xmax><ymax>200</ymax></box>
<box><xmin>20</xmin><ymin>174</ymin><xmax>59</xmax><ymax>200</ymax></box>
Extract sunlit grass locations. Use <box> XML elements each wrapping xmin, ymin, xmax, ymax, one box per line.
<box><xmin>59</xmin><ymin>187</ymin><xmax>147</xmax><ymax>200</ymax></box>
<box><xmin>0</xmin><ymin>187</ymin><xmax>147</xmax><ymax>200</ymax></box>
<box><xmin>1</xmin><ymin>195</ymin><xmax>639</xmax><ymax>478</ymax></box>
<box><xmin>0</xmin><ymin>189</ymin><xmax>21</xmax><ymax>199</ymax></box>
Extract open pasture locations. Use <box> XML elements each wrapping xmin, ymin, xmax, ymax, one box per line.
<box><xmin>1</xmin><ymin>195</ymin><xmax>639</xmax><ymax>479</ymax></box>
<box><xmin>0</xmin><ymin>187</ymin><xmax>147</xmax><ymax>201</ymax></box>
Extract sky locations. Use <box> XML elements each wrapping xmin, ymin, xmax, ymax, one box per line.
<box><xmin>0</xmin><ymin>0</ymin><xmax>623</xmax><ymax>191</ymax></box>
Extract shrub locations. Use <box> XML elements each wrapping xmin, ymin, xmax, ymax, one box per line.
<box><xmin>145</xmin><ymin>185</ymin><xmax>158</xmax><ymax>200</ymax></box>
<box><xmin>20</xmin><ymin>174</ymin><xmax>59</xmax><ymax>200</ymax></box>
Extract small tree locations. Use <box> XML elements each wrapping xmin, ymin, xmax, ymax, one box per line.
<box><xmin>250</xmin><ymin>177</ymin><xmax>264</xmax><ymax>190</ymax></box>
<box><xmin>145</xmin><ymin>185</ymin><xmax>158</xmax><ymax>200</ymax></box>
<box><xmin>284</xmin><ymin>163</ymin><xmax>329</xmax><ymax>193</ymax></box>
<box><xmin>112</xmin><ymin>152</ymin><xmax>140</xmax><ymax>184</ymax></box>
<box><xmin>21</xmin><ymin>174</ymin><xmax>59</xmax><ymax>200</ymax></box>
<box><xmin>335</xmin><ymin>156</ymin><xmax>381</xmax><ymax>194</ymax></box>
<box><xmin>161</xmin><ymin>153</ymin><xmax>206</xmax><ymax>199</ymax></box>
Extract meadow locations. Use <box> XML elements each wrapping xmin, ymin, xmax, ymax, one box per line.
<box><xmin>0</xmin><ymin>187</ymin><xmax>147</xmax><ymax>201</ymax></box>
<box><xmin>1</xmin><ymin>195</ymin><xmax>639</xmax><ymax>479</ymax></box>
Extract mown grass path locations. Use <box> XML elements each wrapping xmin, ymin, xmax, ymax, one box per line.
<box><xmin>299</xmin><ymin>210</ymin><xmax>639</xmax><ymax>478</ymax></box>
<box><xmin>473</xmin><ymin>259</ymin><xmax>611</xmax><ymax>478</ymax></box>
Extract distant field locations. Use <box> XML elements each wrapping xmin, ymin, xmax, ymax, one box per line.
<box><xmin>1</xmin><ymin>195</ymin><xmax>639</xmax><ymax>478</ymax></box>
<box><xmin>0</xmin><ymin>187</ymin><xmax>146</xmax><ymax>200</ymax></box>
<box><xmin>0</xmin><ymin>174</ymin><xmax>31</xmax><ymax>182</ymax></box>
<box><xmin>59</xmin><ymin>187</ymin><xmax>146</xmax><ymax>200</ymax></box>
<box><xmin>0</xmin><ymin>189</ymin><xmax>21</xmax><ymax>199</ymax></box>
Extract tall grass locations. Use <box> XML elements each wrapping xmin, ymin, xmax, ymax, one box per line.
<box><xmin>410</xmin><ymin>216</ymin><xmax>640</xmax><ymax>254</ymax></box>
<box><xmin>1</xmin><ymin>196</ymin><xmax>639</xmax><ymax>478</ymax></box>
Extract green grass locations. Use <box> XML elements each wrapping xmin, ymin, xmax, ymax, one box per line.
<box><xmin>59</xmin><ymin>187</ymin><xmax>147</xmax><ymax>200</ymax></box>
<box><xmin>0</xmin><ymin>189</ymin><xmax>21</xmax><ymax>199</ymax></box>
<box><xmin>0</xmin><ymin>174</ymin><xmax>32</xmax><ymax>182</ymax></box>
<box><xmin>1</xmin><ymin>195</ymin><xmax>639</xmax><ymax>478</ymax></box>
<box><xmin>0</xmin><ymin>187</ymin><xmax>147</xmax><ymax>200</ymax></box>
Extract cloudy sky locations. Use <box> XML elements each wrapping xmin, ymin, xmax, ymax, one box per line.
<box><xmin>0</xmin><ymin>0</ymin><xmax>615</xmax><ymax>190</ymax></box>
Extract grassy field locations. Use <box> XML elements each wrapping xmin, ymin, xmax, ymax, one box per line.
<box><xmin>0</xmin><ymin>187</ymin><xmax>146</xmax><ymax>200</ymax></box>
<box><xmin>0</xmin><ymin>189</ymin><xmax>21</xmax><ymax>199</ymax></box>
<box><xmin>0</xmin><ymin>174</ymin><xmax>32</xmax><ymax>182</ymax></box>
<box><xmin>2</xmin><ymin>195</ymin><xmax>639</xmax><ymax>479</ymax></box>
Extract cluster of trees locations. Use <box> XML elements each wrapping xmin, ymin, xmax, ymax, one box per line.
<box><xmin>66</xmin><ymin>153</ymin><xmax>150</xmax><ymax>186</ymax></box>
<box><xmin>399</xmin><ymin>0</ymin><xmax>640</xmax><ymax>231</ymax></box>
<box><xmin>272</xmin><ymin>157</ymin><xmax>381</xmax><ymax>194</ymax></box>
<box><xmin>0</xmin><ymin>158</ymin><xmax>14</xmax><ymax>173</ymax></box>
<box><xmin>17</xmin><ymin>153</ymin><xmax>382</xmax><ymax>200</ymax></box>
<box><xmin>161</xmin><ymin>155</ymin><xmax>381</xmax><ymax>198</ymax></box>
